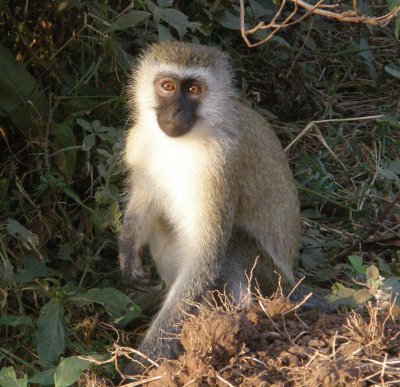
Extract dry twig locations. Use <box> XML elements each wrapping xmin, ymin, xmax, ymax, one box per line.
<box><xmin>334</xmin><ymin>192</ymin><xmax>400</xmax><ymax>261</ymax></box>
<box><xmin>239</xmin><ymin>0</ymin><xmax>400</xmax><ymax>47</ymax></box>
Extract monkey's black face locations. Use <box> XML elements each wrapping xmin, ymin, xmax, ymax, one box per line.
<box><xmin>154</xmin><ymin>76</ymin><xmax>205</xmax><ymax>137</ymax></box>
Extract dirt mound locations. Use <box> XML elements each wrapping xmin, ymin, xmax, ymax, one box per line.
<box><xmin>128</xmin><ymin>293</ymin><xmax>400</xmax><ymax>386</ymax></box>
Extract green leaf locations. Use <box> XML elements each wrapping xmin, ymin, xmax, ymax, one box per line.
<box><xmin>54</xmin><ymin>356</ymin><xmax>90</xmax><ymax>387</ymax></box>
<box><xmin>0</xmin><ymin>43</ymin><xmax>48</xmax><ymax>137</ymax></box>
<box><xmin>384</xmin><ymin>64</ymin><xmax>400</xmax><ymax>79</ymax></box>
<box><xmin>0</xmin><ymin>367</ymin><xmax>28</xmax><ymax>387</ymax></box>
<box><xmin>158</xmin><ymin>0</ymin><xmax>173</xmax><ymax>7</ymax></box>
<box><xmin>300</xmin><ymin>248</ymin><xmax>324</xmax><ymax>270</ymax></box>
<box><xmin>56</xmin><ymin>244</ymin><xmax>74</xmax><ymax>261</ymax></box>
<box><xmin>348</xmin><ymin>255</ymin><xmax>367</xmax><ymax>275</ymax></box>
<box><xmin>383</xmin><ymin>277</ymin><xmax>400</xmax><ymax>306</ymax></box>
<box><xmin>55</xmin><ymin>122</ymin><xmax>76</xmax><ymax>181</ymax></box>
<box><xmin>366</xmin><ymin>265</ymin><xmax>380</xmax><ymax>282</ymax></box>
<box><xmin>28</xmin><ymin>369</ymin><xmax>56</xmax><ymax>386</ymax></box>
<box><xmin>37</xmin><ymin>299</ymin><xmax>66</xmax><ymax>368</ymax></box>
<box><xmin>95</xmin><ymin>185</ymin><xmax>120</xmax><ymax>205</ymax></box>
<box><xmin>213</xmin><ymin>10</ymin><xmax>241</xmax><ymax>30</ymax></box>
<box><xmin>15</xmin><ymin>256</ymin><xmax>48</xmax><ymax>284</ymax></box>
<box><xmin>76</xmin><ymin>118</ymin><xmax>92</xmax><ymax>132</ymax></box>
<box><xmin>91</xmin><ymin>120</ymin><xmax>101</xmax><ymax>132</ymax></box>
<box><xmin>249</xmin><ymin>0</ymin><xmax>274</xmax><ymax>18</ymax></box>
<box><xmin>270</xmin><ymin>35</ymin><xmax>291</xmax><ymax>48</ymax></box>
<box><xmin>378</xmin><ymin>167</ymin><xmax>400</xmax><ymax>186</ymax></box>
<box><xmin>333</xmin><ymin>283</ymin><xmax>356</xmax><ymax>298</ymax></box>
<box><xmin>387</xmin><ymin>160</ymin><xmax>400</xmax><ymax>174</ymax></box>
<box><xmin>114</xmin><ymin>307</ymin><xmax>142</xmax><ymax>328</ymax></box>
<box><xmin>388</xmin><ymin>0</ymin><xmax>400</xmax><ymax>37</ymax></box>
<box><xmin>6</xmin><ymin>219</ymin><xmax>39</xmax><ymax>250</ymax></box>
<box><xmin>0</xmin><ymin>257</ymin><xmax>13</xmax><ymax>284</ymax></box>
<box><xmin>377</xmin><ymin>115</ymin><xmax>400</xmax><ymax>128</ymax></box>
<box><xmin>353</xmin><ymin>288</ymin><xmax>372</xmax><ymax>304</ymax></box>
<box><xmin>82</xmin><ymin>133</ymin><xmax>96</xmax><ymax>150</ymax></box>
<box><xmin>158</xmin><ymin>23</ymin><xmax>173</xmax><ymax>41</ymax></box>
<box><xmin>377</xmin><ymin>257</ymin><xmax>393</xmax><ymax>275</ymax></box>
<box><xmin>145</xmin><ymin>0</ymin><xmax>158</xmax><ymax>15</ymax></box>
<box><xmin>158</xmin><ymin>7</ymin><xmax>193</xmax><ymax>37</ymax></box>
<box><xmin>0</xmin><ymin>315</ymin><xmax>33</xmax><ymax>327</ymax></box>
<box><xmin>111</xmin><ymin>41</ymin><xmax>133</xmax><ymax>70</ymax></box>
<box><xmin>326</xmin><ymin>283</ymin><xmax>357</xmax><ymax>307</ymax></box>
<box><xmin>106</xmin><ymin>10</ymin><xmax>151</xmax><ymax>32</ymax></box>
<box><xmin>358</xmin><ymin>37</ymin><xmax>377</xmax><ymax>83</ymax></box>
<box><xmin>69</xmin><ymin>287</ymin><xmax>140</xmax><ymax>325</ymax></box>
<box><xmin>43</xmin><ymin>173</ymin><xmax>93</xmax><ymax>212</ymax></box>
<box><xmin>91</xmin><ymin>201</ymin><xmax>121</xmax><ymax>232</ymax></box>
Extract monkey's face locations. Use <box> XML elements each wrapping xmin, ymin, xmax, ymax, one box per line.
<box><xmin>154</xmin><ymin>76</ymin><xmax>206</xmax><ymax>137</ymax></box>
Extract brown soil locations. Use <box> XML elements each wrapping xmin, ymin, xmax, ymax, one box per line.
<box><xmin>127</xmin><ymin>294</ymin><xmax>400</xmax><ymax>386</ymax></box>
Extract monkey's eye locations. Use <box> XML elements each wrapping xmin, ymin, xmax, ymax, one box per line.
<box><xmin>187</xmin><ymin>84</ymin><xmax>201</xmax><ymax>96</ymax></box>
<box><xmin>160</xmin><ymin>80</ymin><xmax>176</xmax><ymax>93</ymax></box>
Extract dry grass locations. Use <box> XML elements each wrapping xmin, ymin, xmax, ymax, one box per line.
<box><xmin>343</xmin><ymin>303</ymin><xmax>400</xmax><ymax>356</ymax></box>
<box><xmin>115</xmin><ymin>288</ymin><xmax>400</xmax><ymax>386</ymax></box>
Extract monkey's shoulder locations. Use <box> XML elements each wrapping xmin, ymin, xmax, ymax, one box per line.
<box><xmin>231</xmin><ymin>101</ymin><xmax>285</xmax><ymax>156</ymax></box>
<box><xmin>232</xmin><ymin>101</ymin><xmax>276</xmax><ymax>137</ymax></box>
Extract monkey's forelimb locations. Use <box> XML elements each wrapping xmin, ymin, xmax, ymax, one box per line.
<box><xmin>118</xmin><ymin>228</ymin><xmax>146</xmax><ymax>284</ymax></box>
<box><xmin>118</xmin><ymin>195</ymin><xmax>156</xmax><ymax>284</ymax></box>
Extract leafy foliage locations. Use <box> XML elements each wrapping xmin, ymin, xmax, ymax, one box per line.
<box><xmin>0</xmin><ymin>0</ymin><xmax>399</xmax><ymax>383</ymax></box>
<box><xmin>0</xmin><ymin>367</ymin><xmax>28</xmax><ymax>387</ymax></box>
<box><xmin>328</xmin><ymin>260</ymin><xmax>400</xmax><ymax>308</ymax></box>
<box><xmin>37</xmin><ymin>299</ymin><xmax>66</xmax><ymax>368</ymax></box>
<box><xmin>54</xmin><ymin>357</ymin><xmax>90</xmax><ymax>387</ymax></box>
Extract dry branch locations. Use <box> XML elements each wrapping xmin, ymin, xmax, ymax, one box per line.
<box><xmin>239</xmin><ymin>0</ymin><xmax>400</xmax><ymax>47</ymax></box>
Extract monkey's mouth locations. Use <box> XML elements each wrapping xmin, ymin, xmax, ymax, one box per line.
<box><xmin>157</xmin><ymin>119</ymin><xmax>193</xmax><ymax>138</ymax></box>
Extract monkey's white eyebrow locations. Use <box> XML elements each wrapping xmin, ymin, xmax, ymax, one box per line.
<box><xmin>154</xmin><ymin>73</ymin><xmax>175</xmax><ymax>79</ymax></box>
<box><xmin>147</xmin><ymin>64</ymin><xmax>212</xmax><ymax>84</ymax></box>
<box><xmin>154</xmin><ymin>72</ymin><xmax>205</xmax><ymax>82</ymax></box>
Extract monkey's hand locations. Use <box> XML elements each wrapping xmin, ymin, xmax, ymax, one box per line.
<box><xmin>118</xmin><ymin>201</ymin><xmax>155</xmax><ymax>286</ymax></box>
<box><xmin>119</xmin><ymin>228</ymin><xmax>150</xmax><ymax>285</ymax></box>
<box><xmin>119</xmin><ymin>249</ymin><xmax>150</xmax><ymax>286</ymax></box>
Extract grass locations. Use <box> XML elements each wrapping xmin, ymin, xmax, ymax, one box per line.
<box><xmin>0</xmin><ymin>0</ymin><xmax>399</xmax><ymax>384</ymax></box>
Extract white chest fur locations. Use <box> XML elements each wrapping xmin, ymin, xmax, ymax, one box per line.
<box><xmin>125</xmin><ymin>118</ymin><xmax>226</xmax><ymax>231</ymax></box>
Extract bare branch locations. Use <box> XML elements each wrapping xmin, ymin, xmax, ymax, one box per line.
<box><xmin>239</xmin><ymin>0</ymin><xmax>400</xmax><ymax>47</ymax></box>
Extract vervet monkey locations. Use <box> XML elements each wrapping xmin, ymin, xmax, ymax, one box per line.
<box><xmin>119</xmin><ymin>41</ymin><xmax>300</xmax><ymax>365</ymax></box>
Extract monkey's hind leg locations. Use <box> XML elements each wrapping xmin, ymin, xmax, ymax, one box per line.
<box><xmin>222</xmin><ymin>230</ymin><xmax>333</xmax><ymax>312</ymax></box>
<box><xmin>219</xmin><ymin>228</ymin><xmax>288</xmax><ymax>304</ymax></box>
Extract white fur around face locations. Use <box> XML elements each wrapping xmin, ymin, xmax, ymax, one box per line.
<box><xmin>130</xmin><ymin>63</ymin><xmax>236</xmax><ymax>130</ymax></box>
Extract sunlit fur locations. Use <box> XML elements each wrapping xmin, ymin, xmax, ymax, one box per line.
<box><xmin>120</xmin><ymin>42</ymin><xmax>300</xmax><ymax>365</ymax></box>
<box><xmin>124</xmin><ymin>43</ymin><xmax>239</xmax><ymax>286</ymax></box>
